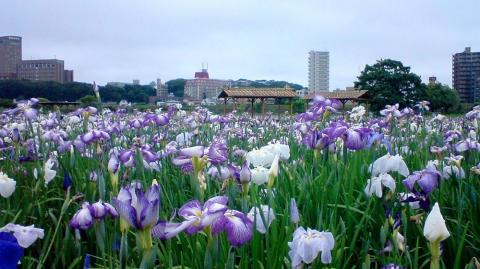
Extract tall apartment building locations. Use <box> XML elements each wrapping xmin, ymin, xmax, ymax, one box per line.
<box><xmin>0</xmin><ymin>36</ymin><xmax>22</xmax><ymax>79</ymax></box>
<box><xmin>17</xmin><ymin>59</ymin><xmax>65</xmax><ymax>83</ymax></box>
<box><xmin>308</xmin><ymin>50</ymin><xmax>329</xmax><ymax>93</ymax></box>
<box><xmin>453</xmin><ymin>47</ymin><xmax>480</xmax><ymax>103</ymax></box>
<box><xmin>184</xmin><ymin>68</ymin><xmax>229</xmax><ymax>100</ymax></box>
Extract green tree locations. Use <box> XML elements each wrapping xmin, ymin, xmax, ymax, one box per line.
<box><xmin>166</xmin><ymin>79</ymin><xmax>186</xmax><ymax>97</ymax></box>
<box><xmin>79</xmin><ymin>95</ymin><xmax>98</xmax><ymax>106</ymax></box>
<box><xmin>354</xmin><ymin>59</ymin><xmax>425</xmax><ymax>111</ymax></box>
<box><xmin>423</xmin><ymin>83</ymin><xmax>460</xmax><ymax>113</ymax></box>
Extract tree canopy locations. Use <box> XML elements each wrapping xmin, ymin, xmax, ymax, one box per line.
<box><xmin>423</xmin><ymin>82</ymin><xmax>460</xmax><ymax>113</ymax></box>
<box><xmin>0</xmin><ymin>80</ymin><xmax>155</xmax><ymax>104</ymax></box>
<box><xmin>354</xmin><ymin>59</ymin><xmax>425</xmax><ymax>111</ymax></box>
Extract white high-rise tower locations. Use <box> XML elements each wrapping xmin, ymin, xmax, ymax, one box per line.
<box><xmin>308</xmin><ymin>50</ymin><xmax>329</xmax><ymax>93</ymax></box>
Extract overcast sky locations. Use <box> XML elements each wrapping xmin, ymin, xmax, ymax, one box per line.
<box><xmin>2</xmin><ymin>0</ymin><xmax>479</xmax><ymax>89</ymax></box>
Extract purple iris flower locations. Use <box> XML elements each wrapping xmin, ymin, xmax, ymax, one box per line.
<box><xmin>342</xmin><ymin>128</ymin><xmax>371</xmax><ymax>150</ymax></box>
<box><xmin>144</xmin><ymin>113</ymin><xmax>170</xmax><ymax>126</ymax></box>
<box><xmin>402</xmin><ymin>168</ymin><xmax>442</xmax><ymax>195</ymax></box>
<box><xmin>465</xmin><ymin>106</ymin><xmax>480</xmax><ymax>120</ymax></box>
<box><xmin>444</xmin><ymin>130</ymin><xmax>462</xmax><ymax>144</ymax></box>
<box><xmin>0</xmin><ymin>232</ymin><xmax>24</xmax><ymax>268</ymax></box>
<box><xmin>232</xmin><ymin>149</ymin><xmax>247</xmax><ymax>158</ymax></box>
<box><xmin>302</xmin><ymin>130</ymin><xmax>330</xmax><ymax>150</ymax></box>
<box><xmin>80</xmin><ymin>130</ymin><xmax>110</xmax><ymax>144</ymax></box>
<box><xmin>112</xmin><ymin>182</ymin><xmax>160</xmax><ymax>230</ymax></box>
<box><xmin>400</xmin><ymin>191</ymin><xmax>430</xmax><ymax>211</ymax></box>
<box><xmin>172</xmin><ymin>146</ymin><xmax>206</xmax><ymax>172</ymax></box>
<box><xmin>108</xmin><ymin>151</ymin><xmax>120</xmax><ymax>174</ymax></box>
<box><xmin>454</xmin><ymin>138</ymin><xmax>480</xmax><ymax>153</ymax></box>
<box><xmin>177</xmin><ymin>196</ymin><xmax>229</xmax><ymax>234</ymax></box>
<box><xmin>207</xmin><ymin>141</ymin><xmax>228</xmax><ymax>165</ymax></box>
<box><xmin>119</xmin><ymin>149</ymin><xmax>135</xmax><ymax>167</ymax></box>
<box><xmin>207</xmin><ymin>166</ymin><xmax>234</xmax><ymax>181</ymax></box>
<box><xmin>128</xmin><ymin>118</ymin><xmax>144</xmax><ymax>129</ymax></box>
<box><xmin>5</xmin><ymin>98</ymin><xmax>39</xmax><ymax>120</ymax></box>
<box><xmin>211</xmin><ymin>209</ymin><xmax>253</xmax><ymax>246</ymax></box>
<box><xmin>239</xmin><ymin>161</ymin><xmax>252</xmax><ymax>183</ymax></box>
<box><xmin>183</xmin><ymin>197</ymin><xmax>228</xmax><ymax>233</ymax></box>
<box><xmin>70</xmin><ymin>201</ymin><xmax>118</xmax><ymax>230</ymax></box>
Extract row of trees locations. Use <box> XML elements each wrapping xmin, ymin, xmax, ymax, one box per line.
<box><xmin>354</xmin><ymin>59</ymin><xmax>460</xmax><ymax>112</ymax></box>
<box><xmin>0</xmin><ymin>80</ymin><xmax>155</xmax><ymax>104</ymax></box>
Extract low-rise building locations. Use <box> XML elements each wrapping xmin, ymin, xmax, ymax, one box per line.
<box><xmin>184</xmin><ymin>68</ymin><xmax>229</xmax><ymax>100</ymax></box>
<box><xmin>17</xmin><ymin>59</ymin><xmax>65</xmax><ymax>83</ymax></box>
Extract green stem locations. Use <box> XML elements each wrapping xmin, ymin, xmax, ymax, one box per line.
<box><xmin>430</xmin><ymin>241</ymin><xmax>440</xmax><ymax>269</ymax></box>
<box><xmin>36</xmin><ymin>190</ymin><xmax>72</xmax><ymax>269</ymax></box>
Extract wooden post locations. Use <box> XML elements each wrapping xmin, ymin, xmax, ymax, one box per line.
<box><xmin>223</xmin><ymin>98</ymin><xmax>227</xmax><ymax>115</ymax></box>
<box><xmin>289</xmin><ymin>98</ymin><xmax>293</xmax><ymax>115</ymax></box>
<box><xmin>251</xmin><ymin>98</ymin><xmax>255</xmax><ymax>117</ymax></box>
<box><xmin>233</xmin><ymin>98</ymin><xmax>237</xmax><ymax>111</ymax></box>
<box><xmin>261</xmin><ymin>98</ymin><xmax>265</xmax><ymax>116</ymax></box>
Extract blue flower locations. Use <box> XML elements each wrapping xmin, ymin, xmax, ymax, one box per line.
<box><xmin>0</xmin><ymin>232</ymin><xmax>24</xmax><ymax>269</ymax></box>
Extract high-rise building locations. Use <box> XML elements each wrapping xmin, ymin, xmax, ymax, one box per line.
<box><xmin>0</xmin><ymin>36</ymin><xmax>22</xmax><ymax>79</ymax></box>
<box><xmin>17</xmin><ymin>59</ymin><xmax>65</xmax><ymax>83</ymax></box>
<box><xmin>308</xmin><ymin>50</ymin><xmax>329</xmax><ymax>93</ymax></box>
<box><xmin>184</xmin><ymin>68</ymin><xmax>229</xmax><ymax>100</ymax></box>
<box><xmin>453</xmin><ymin>47</ymin><xmax>480</xmax><ymax>103</ymax></box>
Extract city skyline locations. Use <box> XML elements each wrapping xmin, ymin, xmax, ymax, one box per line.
<box><xmin>2</xmin><ymin>0</ymin><xmax>479</xmax><ymax>89</ymax></box>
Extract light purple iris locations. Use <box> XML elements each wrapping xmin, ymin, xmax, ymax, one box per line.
<box><xmin>108</xmin><ymin>151</ymin><xmax>120</xmax><ymax>174</ymax></box>
<box><xmin>144</xmin><ymin>113</ymin><xmax>170</xmax><ymax>126</ymax></box>
<box><xmin>207</xmin><ymin>166</ymin><xmax>233</xmax><ymax>181</ymax></box>
<box><xmin>70</xmin><ymin>201</ymin><xmax>118</xmax><ymax>230</ymax></box>
<box><xmin>211</xmin><ymin>209</ymin><xmax>253</xmax><ymax>246</ymax></box>
<box><xmin>118</xmin><ymin>146</ymin><xmax>158</xmax><ymax>167</ymax></box>
<box><xmin>152</xmin><ymin>196</ymin><xmax>228</xmax><ymax>239</ymax></box>
<box><xmin>454</xmin><ymin>138</ymin><xmax>480</xmax><ymax>153</ymax></box>
<box><xmin>290</xmin><ymin>198</ymin><xmax>300</xmax><ymax>224</ymax></box>
<box><xmin>112</xmin><ymin>182</ymin><xmax>160</xmax><ymax>230</ymax></box>
<box><xmin>380</xmin><ymin>104</ymin><xmax>401</xmax><ymax>119</ymax></box>
<box><xmin>342</xmin><ymin>128</ymin><xmax>371</xmax><ymax>150</ymax></box>
<box><xmin>402</xmin><ymin>168</ymin><xmax>442</xmax><ymax>195</ymax></box>
<box><xmin>128</xmin><ymin>119</ymin><xmax>144</xmax><ymax>129</ymax></box>
<box><xmin>80</xmin><ymin>130</ymin><xmax>110</xmax><ymax>144</ymax></box>
<box><xmin>207</xmin><ymin>141</ymin><xmax>228</xmax><ymax>165</ymax></box>
<box><xmin>177</xmin><ymin>196</ymin><xmax>229</xmax><ymax>234</ymax></box>
<box><xmin>239</xmin><ymin>160</ymin><xmax>252</xmax><ymax>183</ymax></box>
<box><xmin>5</xmin><ymin>98</ymin><xmax>39</xmax><ymax>120</ymax></box>
<box><xmin>172</xmin><ymin>145</ymin><xmax>206</xmax><ymax>172</ymax></box>
<box><xmin>443</xmin><ymin>130</ymin><xmax>462</xmax><ymax>144</ymax></box>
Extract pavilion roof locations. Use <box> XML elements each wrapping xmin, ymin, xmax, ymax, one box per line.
<box><xmin>304</xmin><ymin>90</ymin><xmax>369</xmax><ymax>100</ymax></box>
<box><xmin>218</xmin><ymin>87</ymin><xmax>297</xmax><ymax>99</ymax></box>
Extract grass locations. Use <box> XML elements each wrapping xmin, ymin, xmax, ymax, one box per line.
<box><xmin>0</xmin><ymin>110</ymin><xmax>479</xmax><ymax>269</ymax></box>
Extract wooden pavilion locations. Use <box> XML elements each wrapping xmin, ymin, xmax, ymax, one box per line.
<box><xmin>218</xmin><ymin>87</ymin><xmax>298</xmax><ymax>116</ymax></box>
<box><xmin>303</xmin><ymin>89</ymin><xmax>370</xmax><ymax>108</ymax></box>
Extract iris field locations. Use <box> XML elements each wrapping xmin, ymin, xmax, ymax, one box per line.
<box><xmin>1</xmin><ymin>97</ymin><xmax>480</xmax><ymax>269</ymax></box>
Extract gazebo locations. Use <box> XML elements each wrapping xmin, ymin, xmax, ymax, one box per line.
<box><xmin>218</xmin><ymin>87</ymin><xmax>298</xmax><ymax>116</ymax></box>
<box><xmin>303</xmin><ymin>90</ymin><xmax>370</xmax><ymax>108</ymax></box>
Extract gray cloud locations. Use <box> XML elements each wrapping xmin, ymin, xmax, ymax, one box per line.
<box><xmin>2</xmin><ymin>0</ymin><xmax>479</xmax><ymax>89</ymax></box>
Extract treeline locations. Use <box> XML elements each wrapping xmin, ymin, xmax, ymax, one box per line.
<box><xmin>0</xmin><ymin>80</ymin><xmax>155</xmax><ymax>103</ymax></box>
